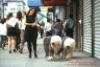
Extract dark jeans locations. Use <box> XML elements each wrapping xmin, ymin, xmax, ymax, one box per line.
<box><xmin>65</xmin><ymin>28</ymin><xmax>74</xmax><ymax>38</ymax></box>
<box><xmin>16</xmin><ymin>35</ymin><xmax>20</xmax><ymax>50</ymax></box>
<box><xmin>44</xmin><ymin>37</ymin><xmax>51</xmax><ymax>56</ymax></box>
<box><xmin>0</xmin><ymin>36</ymin><xmax>7</xmax><ymax>48</ymax></box>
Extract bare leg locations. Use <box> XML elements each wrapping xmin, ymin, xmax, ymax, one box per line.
<box><xmin>19</xmin><ymin>30</ymin><xmax>25</xmax><ymax>53</ymax></box>
<box><xmin>12</xmin><ymin>36</ymin><xmax>16</xmax><ymax>52</ymax></box>
<box><xmin>7</xmin><ymin>36</ymin><xmax>12</xmax><ymax>53</ymax></box>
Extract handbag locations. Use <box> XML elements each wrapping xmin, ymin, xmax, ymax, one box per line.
<box><xmin>15</xmin><ymin>23</ymin><xmax>20</xmax><ymax>36</ymax></box>
<box><xmin>14</xmin><ymin>27</ymin><xmax>20</xmax><ymax>36</ymax></box>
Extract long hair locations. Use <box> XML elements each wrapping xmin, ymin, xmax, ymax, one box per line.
<box><xmin>16</xmin><ymin>11</ymin><xmax>22</xmax><ymax>20</ymax></box>
<box><xmin>27</xmin><ymin>7</ymin><xmax>37</xmax><ymax>18</ymax></box>
<box><xmin>6</xmin><ymin>13</ymin><xmax>13</xmax><ymax>20</ymax></box>
<box><xmin>0</xmin><ymin>18</ymin><xmax>6</xmax><ymax>24</ymax></box>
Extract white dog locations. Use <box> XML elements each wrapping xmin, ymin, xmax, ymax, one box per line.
<box><xmin>63</xmin><ymin>37</ymin><xmax>75</xmax><ymax>60</ymax></box>
<box><xmin>47</xmin><ymin>35</ymin><xmax>75</xmax><ymax>61</ymax></box>
<box><xmin>48</xmin><ymin>35</ymin><xmax>62</xmax><ymax>60</ymax></box>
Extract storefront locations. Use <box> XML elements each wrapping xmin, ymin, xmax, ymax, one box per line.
<box><xmin>42</xmin><ymin>0</ymin><xmax>67</xmax><ymax>6</ymax></box>
<box><xmin>81</xmin><ymin>0</ymin><xmax>100</xmax><ymax>59</ymax></box>
<box><xmin>28</xmin><ymin>0</ymin><xmax>42</xmax><ymax>7</ymax></box>
<box><xmin>82</xmin><ymin>0</ymin><xmax>92</xmax><ymax>55</ymax></box>
<box><xmin>4</xmin><ymin>2</ymin><xmax>25</xmax><ymax>17</ymax></box>
<box><xmin>0</xmin><ymin>0</ymin><xmax>25</xmax><ymax>18</ymax></box>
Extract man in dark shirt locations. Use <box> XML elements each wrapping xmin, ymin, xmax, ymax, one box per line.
<box><xmin>64</xmin><ymin>15</ymin><xmax>75</xmax><ymax>38</ymax></box>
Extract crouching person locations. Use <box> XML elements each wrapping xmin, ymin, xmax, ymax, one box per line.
<box><xmin>63</xmin><ymin>37</ymin><xmax>75</xmax><ymax>60</ymax></box>
<box><xmin>48</xmin><ymin>35</ymin><xmax>62</xmax><ymax>60</ymax></box>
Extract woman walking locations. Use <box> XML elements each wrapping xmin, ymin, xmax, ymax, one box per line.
<box><xmin>6</xmin><ymin>13</ymin><xmax>19</xmax><ymax>53</ymax></box>
<box><xmin>25</xmin><ymin>7</ymin><xmax>40</xmax><ymax>58</ymax></box>
<box><xmin>16</xmin><ymin>11</ymin><xmax>26</xmax><ymax>53</ymax></box>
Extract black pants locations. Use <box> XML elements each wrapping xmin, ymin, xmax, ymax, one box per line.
<box><xmin>0</xmin><ymin>36</ymin><xmax>7</xmax><ymax>48</ymax></box>
<box><xmin>27</xmin><ymin>36</ymin><xmax>37</xmax><ymax>56</ymax></box>
<box><xmin>65</xmin><ymin>28</ymin><xmax>74</xmax><ymax>38</ymax></box>
<box><xmin>16</xmin><ymin>34</ymin><xmax>20</xmax><ymax>50</ymax></box>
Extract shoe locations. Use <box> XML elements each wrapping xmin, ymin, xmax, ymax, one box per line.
<box><xmin>9</xmin><ymin>50</ymin><xmax>12</xmax><ymax>54</ymax></box>
<box><xmin>34</xmin><ymin>54</ymin><xmax>37</xmax><ymax>58</ymax></box>
<box><xmin>0</xmin><ymin>46</ymin><xmax>2</xmax><ymax>48</ymax></box>
<box><xmin>45</xmin><ymin>53</ymin><xmax>49</xmax><ymax>57</ymax></box>
<box><xmin>13</xmin><ymin>49</ymin><xmax>16</xmax><ymax>52</ymax></box>
<box><xmin>19</xmin><ymin>49</ymin><xmax>23</xmax><ymax>54</ymax></box>
<box><xmin>29</xmin><ymin>54</ymin><xmax>32</xmax><ymax>58</ymax></box>
<box><xmin>0</xmin><ymin>45</ymin><xmax>4</xmax><ymax>49</ymax></box>
<box><xmin>47</xmin><ymin>56</ymin><xmax>53</xmax><ymax>60</ymax></box>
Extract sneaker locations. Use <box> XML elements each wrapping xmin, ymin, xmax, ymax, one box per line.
<box><xmin>47</xmin><ymin>56</ymin><xmax>53</xmax><ymax>60</ymax></box>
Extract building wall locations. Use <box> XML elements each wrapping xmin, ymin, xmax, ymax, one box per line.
<box><xmin>55</xmin><ymin>6</ymin><xmax>65</xmax><ymax>22</ymax></box>
<box><xmin>0</xmin><ymin>0</ymin><xmax>26</xmax><ymax>18</ymax></box>
<box><xmin>4</xmin><ymin>2</ymin><xmax>24</xmax><ymax>18</ymax></box>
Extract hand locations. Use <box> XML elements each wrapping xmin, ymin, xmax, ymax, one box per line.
<box><xmin>36</xmin><ymin>24</ymin><xmax>40</xmax><ymax>28</ymax></box>
<box><xmin>32</xmin><ymin>23</ymin><xmax>40</xmax><ymax>28</ymax></box>
<box><xmin>32</xmin><ymin>23</ymin><xmax>36</xmax><ymax>27</ymax></box>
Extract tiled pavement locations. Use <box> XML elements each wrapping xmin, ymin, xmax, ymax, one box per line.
<box><xmin>0</xmin><ymin>37</ymin><xmax>100</xmax><ymax>67</ymax></box>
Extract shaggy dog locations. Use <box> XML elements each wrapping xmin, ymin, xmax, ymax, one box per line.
<box><xmin>63</xmin><ymin>37</ymin><xmax>75</xmax><ymax>60</ymax></box>
<box><xmin>47</xmin><ymin>35</ymin><xmax>75</xmax><ymax>61</ymax></box>
<box><xmin>48</xmin><ymin>35</ymin><xmax>62</xmax><ymax>60</ymax></box>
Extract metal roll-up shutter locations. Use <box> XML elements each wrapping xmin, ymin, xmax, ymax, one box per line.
<box><xmin>83</xmin><ymin>0</ymin><xmax>92</xmax><ymax>53</ymax></box>
<box><xmin>94</xmin><ymin>0</ymin><xmax>100</xmax><ymax>59</ymax></box>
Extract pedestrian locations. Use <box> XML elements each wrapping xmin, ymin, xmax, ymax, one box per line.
<box><xmin>39</xmin><ymin>22</ymin><xmax>44</xmax><ymax>38</ymax></box>
<box><xmin>52</xmin><ymin>19</ymin><xmax>63</xmax><ymax>36</ymax></box>
<box><xmin>64</xmin><ymin>14</ymin><xmax>75</xmax><ymax>38</ymax></box>
<box><xmin>44</xmin><ymin>19</ymin><xmax>52</xmax><ymax>37</ymax></box>
<box><xmin>6</xmin><ymin>13</ymin><xmax>19</xmax><ymax>53</ymax></box>
<box><xmin>16</xmin><ymin>11</ymin><xmax>26</xmax><ymax>53</ymax></box>
<box><xmin>0</xmin><ymin>18</ymin><xmax>7</xmax><ymax>49</ymax></box>
<box><xmin>15</xmin><ymin>11</ymin><xmax>22</xmax><ymax>50</ymax></box>
<box><xmin>19</xmin><ymin>11</ymin><xmax>26</xmax><ymax>54</ymax></box>
<box><xmin>43</xmin><ymin>19</ymin><xmax>52</xmax><ymax>57</ymax></box>
<box><xmin>25</xmin><ymin>7</ymin><xmax>40</xmax><ymax>58</ymax></box>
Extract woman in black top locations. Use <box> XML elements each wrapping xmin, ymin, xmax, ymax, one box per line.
<box><xmin>25</xmin><ymin>8</ymin><xmax>40</xmax><ymax>58</ymax></box>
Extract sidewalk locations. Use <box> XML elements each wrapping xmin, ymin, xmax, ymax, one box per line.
<box><xmin>0</xmin><ymin>37</ymin><xmax>100</xmax><ymax>67</ymax></box>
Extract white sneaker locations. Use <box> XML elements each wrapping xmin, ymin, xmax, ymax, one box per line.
<box><xmin>47</xmin><ymin>56</ymin><xmax>53</xmax><ymax>60</ymax></box>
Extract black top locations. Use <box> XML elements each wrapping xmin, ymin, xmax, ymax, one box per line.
<box><xmin>26</xmin><ymin>15</ymin><xmax>35</xmax><ymax>23</ymax></box>
<box><xmin>26</xmin><ymin>15</ymin><xmax>37</xmax><ymax>32</ymax></box>
<box><xmin>25</xmin><ymin>15</ymin><xmax>38</xmax><ymax>42</ymax></box>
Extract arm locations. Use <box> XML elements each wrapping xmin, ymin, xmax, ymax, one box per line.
<box><xmin>24</xmin><ymin>17</ymin><xmax>40</xmax><ymax>27</ymax></box>
<box><xmin>24</xmin><ymin>16</ymin><xmax>36</xmax><ymax>26</ymax></box>
<box><xmin>24</xmin><ymin>22</ymin><xmax>33</xmax><ymax>26</ymax></box>
<box><xmin>24</xmin><ymin>22</ymin><xmax>40</xmax><ymax>27</ymax></box>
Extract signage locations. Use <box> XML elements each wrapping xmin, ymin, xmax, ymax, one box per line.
<box><xmin>3</xmin><ymin>3</ymin><xmax>8</xmax><ymax>6</ymax></box>
<box><xmin>28</xmin><ymin>0</ymin><xmax>42</xmax><ymax>7</ymax></box>
<box><xmin>42</xmin><ymin>0</ymin><xmax>67</xmax><ymax>6</ymax></box>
